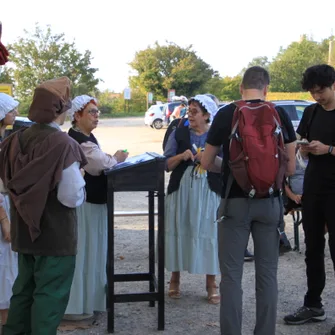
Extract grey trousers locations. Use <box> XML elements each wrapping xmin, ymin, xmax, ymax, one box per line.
<box><xmin>217</xmin><ymin>197</ymin><xmax>280</xmax><ymax>335</ymax></box>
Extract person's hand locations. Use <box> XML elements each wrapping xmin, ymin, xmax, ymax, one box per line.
<box><xmin>307</xmin><ymin>140</ymin><xmax>329</xmax><ymax>155</ymax></box>
<box><xmin>114</xmin><ymin>150</ymin><xmax>129</xmax><ymax>163</ymax></box>
<box><xmin>80</xmin><ymin>168</ymin><xmax>85</xmax><ymax>177</ymax></box>
<box><xmin>182</xmin><ymin>149</ymin><xmax>194</xmax><ymax>162</ymax></box>
<box><xmin>1</xmin><ymin>217</ymin><xmax>11</xmax><ymax>242</ymax></box>
<box><xmin>292</xmin><ymin>194</ymin><xmax>302</xmax><ymax>204</ymax></box>
<box><xmin>194</xmin><ymin>151</ymin><xmax>203</xmax><ymax>163</ymax></box>
<box><xmin>299</xmin><ymin>144</ymin><xmax>311</xmax><ymax>155</ymax></box>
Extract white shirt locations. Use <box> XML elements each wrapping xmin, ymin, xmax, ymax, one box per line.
<box><xmin>79</xmin><ymin>141</ymin><xmax>118</xmax><ymax>176</ymax></box>
<box><xmin>57</xmin><ymin>161</ymin><xmax>86</xmax><ymax>207</ymax></box>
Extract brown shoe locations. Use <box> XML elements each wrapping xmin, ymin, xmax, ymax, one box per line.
<box><xmin>206</xmin><ymin>286</ymin><xmax>220</xmax><ymax>305</ymax></box>
<box><xmin>168</xmin><ymin>281</ymin><xmax>181</xmax><ymax>299</ymax></box>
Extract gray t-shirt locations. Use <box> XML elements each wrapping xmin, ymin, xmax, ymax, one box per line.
<box><xmin>289</xmin><ymin>158</ymin><xmax>307</xmax><ymax>195</ymax></box>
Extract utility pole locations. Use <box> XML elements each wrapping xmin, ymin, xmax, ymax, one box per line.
<box><xmin>329</xmin><ymin>40</ymin><xmax>335</xmax><ymax>67</ymax></box>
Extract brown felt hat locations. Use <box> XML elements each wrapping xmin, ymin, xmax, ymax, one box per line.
<box><xmin>28</xmin><ymin>77</ymin><xmax>72</xmax><ymax>123</ymax></box>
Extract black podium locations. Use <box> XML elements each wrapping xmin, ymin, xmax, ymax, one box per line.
<box><xmin>104</xmin><ymin>152</ymin><xmax>166</xmax><ymax>333</ymax></box>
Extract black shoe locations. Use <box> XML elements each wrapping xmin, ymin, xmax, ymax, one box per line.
<box><xmin>279</xmin><ymin>232</ymin><xmax>292</xmax><ymax>255</ymax></box>
<box><xmin>283</xmin><ymin>306</ymin><xmax>326</xmax><ymax>325</ymax></box>
<box><xmin>331</xmin><ymin>324</ymin><xmax>335</xmax><ymax>335</ymax></box>
<box><xmin>279</xmin><ymin>243</ymin><xmax>292</xmax><ymax>254</ymax></box>
<box><xmin>244</xmin><ymin>249</ymin><xmax>254</xmax><ymax>262</ymax></box>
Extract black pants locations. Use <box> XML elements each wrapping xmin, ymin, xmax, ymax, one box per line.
<box><xmin>302</xmin><ymin>193</ymin><xmax>335</xmax><ymax>308</ymax></box>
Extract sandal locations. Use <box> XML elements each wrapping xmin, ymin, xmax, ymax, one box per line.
<box><xmin>168</xmin><ymin>281</ymin><xmax>181</xmax><ymax>299</ymax></box>
<box><xmin>206</xmin><ymin>286</ymin><xmax>220</xmax><ymax>305</ymax></box>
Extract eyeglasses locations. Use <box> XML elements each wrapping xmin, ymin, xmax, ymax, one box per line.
<box><xmin>88</xmin><ymin>109</ymin><xmax>100</xmax><ymax>117</ymax></box>
<box><xmin>187</xmin><ymin>109</ymin><xmax>200</xmax><ymax>117</ymax></box>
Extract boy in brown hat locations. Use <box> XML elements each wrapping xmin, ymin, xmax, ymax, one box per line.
<box><xmin>0</xmin><ymin>77</ymin><xmax>87</xmax><ymax>335</ymax></box>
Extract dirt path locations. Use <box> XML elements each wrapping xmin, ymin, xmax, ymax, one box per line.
<box><xmin>57</xmin><ymin>118</ymin><xmax>335</xmax><ymax>335</ymax></box>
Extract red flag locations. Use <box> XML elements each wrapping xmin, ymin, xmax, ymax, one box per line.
<box><xmin>0</xmin><ymin>22</ymin><xmax>9</xmax><ymax>65</ymax></box>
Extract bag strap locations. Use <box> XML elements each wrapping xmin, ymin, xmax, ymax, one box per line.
<box><xmin>305</xmin><ymin>103</ymin><xmax>317</xmax><ymax>139</ymax></box>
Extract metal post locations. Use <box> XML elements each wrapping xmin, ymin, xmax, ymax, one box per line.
<box><xmin>148</xmin><ymin>191</ymin><xmax>155</xmax><ymax>307</ymax></box>
<box><xmin>107</xmin><ymin>190</ymin><xmax>115</xmax><ymax>333</ymax></box>
<box><xmin>329</xmin><ymin>40</ymin><xmax>335</xmax><ymax>67</ymax></box>
<box><xmin>157</xmin><ymin>169</ymin><xmax>165</xmax><ymax>330</ymax></box>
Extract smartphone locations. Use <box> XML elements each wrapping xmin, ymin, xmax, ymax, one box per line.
<box><xmin>296</xmin><ymin>140</ymin><xmax>309</xmax><ymax>145</ymax></box>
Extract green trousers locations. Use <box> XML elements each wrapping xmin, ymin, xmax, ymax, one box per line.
<box><xmin>3</xmin><ymin>253</ymin><xmax>75</xmax><ymax>335</ymax></box>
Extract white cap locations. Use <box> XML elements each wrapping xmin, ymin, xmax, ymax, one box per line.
<box><xmin>0</xmin><ymin>93</ymin><xmax>19</xmax><ymax>121</ymax></box>
<box><xmin>189</xmin><ymin>94</ymin><xmax>218</xmax><ymax>121</ymax></box>
<box><xmin>67</xmin><ymin>95</ymin><xmax>97</xmax><ymax>120</ymax></box>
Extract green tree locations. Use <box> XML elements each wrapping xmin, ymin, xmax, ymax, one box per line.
<box><xmin>96</xmin><ymin>88</ymin><xmax>146</xmax><ymax>115</ymax></box>
<box><xmin>201</xmin><ymin>71</ymin><xmax>225</xmax><ymax>99</ymax></box>
<box><xmin>239</xmin><ymin>56</ymin><xmax>270</xmax><ymax>76</ymax></box>
<box><xmin>247</xmin><ymin>56</ymin><xmax>270</xmax><ymax>69</ymax></box>
<box><xmin>0</xmin><ymin>66</ymin><xmax>14</xmax><ymax>85</ymax></box>
<box><xmin>7</xmin><ymin>24</ymin><xmax>100</xmax><ymax>104</ymax></box>
<box><xmin>269</xmin><ymin>36</ymin><xmax>330</xmax><ymax>92</ymax></box>
<box><xmin>220</xmin><ymin>76</ymin><xmax>242</xmax><ymax>101</ymax></box>
<box><xmin>129</xmin><ymin>42</ymin><xmax>214</xmax><ymax>99</ymax></box>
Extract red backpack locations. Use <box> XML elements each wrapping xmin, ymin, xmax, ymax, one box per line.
<box><xmin>228</xmin><ymin>100</ymin><xmax>288</xmax><ymax>198</ymax></box>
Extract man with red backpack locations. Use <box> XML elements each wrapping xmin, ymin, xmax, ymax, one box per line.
<box><xmin>202</xmin><ymin>66</ymin><xmax>296</xmax><ymax>335</ymax></box>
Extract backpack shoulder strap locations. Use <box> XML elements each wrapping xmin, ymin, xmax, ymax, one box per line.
<box><xmin>305</xmin><ymin>103</ymin><xmax>318</xmax><ymax>139</ymax></box>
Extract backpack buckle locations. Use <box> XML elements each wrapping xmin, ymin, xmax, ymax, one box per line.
<box><xmin>274</xmin><ymin>126</ymin><xmax>281</xmax><ymax>136</ymax></box>
<box><xmin>248</xmin><ymin>188</ymin><xmax>256</xmax><ymax>198</ymax></box>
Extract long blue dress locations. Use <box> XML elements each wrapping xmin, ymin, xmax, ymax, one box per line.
<box><xmin>164</xmin><ymin>128</ymin><xmax>220</xmax><ymax>275</ymax></box>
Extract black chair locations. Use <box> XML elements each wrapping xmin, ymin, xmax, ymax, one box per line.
<box><xmin>290</xmin><ymin>208</ymin><xmax>303</xmax><ymax>252</ymax></box>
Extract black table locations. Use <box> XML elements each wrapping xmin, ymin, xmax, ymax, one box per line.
<box><xmin>104</xmin><ymin>152</ymin><xmax>166</xmax><ymax>333</ymax></box>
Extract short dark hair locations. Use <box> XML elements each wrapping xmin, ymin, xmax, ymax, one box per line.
<box><xmin>301</xmin><ymin>64</ymin><xmax>335</xmax><ymax>91</ymax></box>
<box><xmin>242</xmin><ymin>66</ymin><xmax>270</xmax><ymax>89</ymax></box>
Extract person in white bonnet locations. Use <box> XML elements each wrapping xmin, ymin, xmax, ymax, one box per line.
<box><xmin>0</xmin><ymin>93</ymin><xmax>18</xmax><ymax>328</ymax></box>
<box><xmin>0</xmin><ymin>93</ymin><xmax>19</xmax><ymax>139</ymax></box>
<box><xmin>64</xmin><ymin>95</ymin><xmax>128</xmax><ymax>321</ymax></box>
<box><xmin>164</xmin><ymin>94</ymin><xmax>223</xmax><ymax>304</ymax></box>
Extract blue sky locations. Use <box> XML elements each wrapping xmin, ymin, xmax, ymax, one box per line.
<box><xmin>1</xmin><ymin>0</ymin><xmax>334</xmax><ymax>92</ymax></box>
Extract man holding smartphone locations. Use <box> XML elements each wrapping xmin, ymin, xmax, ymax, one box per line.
<box><xmin>284</xmin><ymin>64</ymin><xmax>335</xmax><ymax>334</ymax></box>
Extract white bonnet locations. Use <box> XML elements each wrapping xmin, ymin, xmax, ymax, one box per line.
<box><xmin>67</xmin><ymin>95</ymin><xmax>97</xmax><ymax>120</ymax></box>
<box><xmin>188</xmin><ymin>94</ymin><xmax>218</xmax><ymax>121</ymax></box>
<box><xmin>0</xmin><ymin>93</ymin><xmax>19</xmax><ymax>121</ymax></box>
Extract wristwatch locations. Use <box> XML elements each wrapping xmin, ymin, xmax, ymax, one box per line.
<box><xmin>328</xmin><ymin>145</ymin><xmax>334</xmax><ymax>155</ymax></box>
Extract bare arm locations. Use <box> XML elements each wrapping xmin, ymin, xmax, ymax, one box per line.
<box><xmin>167</xmin><ymin>150</ymin><xmax>194</xmax><ymax>171</ymax></box>
<box><xmin>285</xmin><ymin>142</ymin><xmax>296</xmax><ymax>176</ymax></box>
<box><xmin>201</xmin><ymin>143</ymin><xmax>221</xmax><ymax>173</ymax></box>
<box><xmin>0</xmin><ymin>194</ymin><xmax>10</xmax><ymax>242</ymax></box>
<box><xmin>285</xmin><ymin>183</ymin><xmax>302</xmax><ymax>204</ymax></box>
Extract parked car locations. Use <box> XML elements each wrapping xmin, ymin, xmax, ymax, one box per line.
<box><xmin>144</xmin><ymin>104</ymin><xmax>165</xmax><ymax>129</ymax></box>
<box><xmin>144</xmin><ymin>101</ymin><xmax>188</xmax><ymax>130</ymax></box>
<box><xmin>271</xmin><ymin>100</ymin><xmax>314</xmax><ymax>130</ymax></box>
<box><xmin>5</xmin><ymin>116</ymin><xmax>34</xmax><ymax>136</ymax></box>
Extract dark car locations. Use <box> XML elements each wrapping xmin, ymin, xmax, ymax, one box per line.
<box><xmin>162</xmin><ymin>101</ymin><xmax>186</xmax><ymax>122</ymax></box>
<box><xmin>5</xmin><ymin>116</ymin><xmax>34</xmax><ymax>137</ymax></box>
